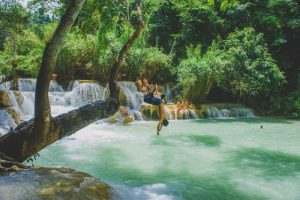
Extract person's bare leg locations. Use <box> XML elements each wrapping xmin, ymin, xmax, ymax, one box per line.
<box><xmin>157</xmin><ymin>103</ymin><xmax>166</xmax><ymax>135</ymax></box>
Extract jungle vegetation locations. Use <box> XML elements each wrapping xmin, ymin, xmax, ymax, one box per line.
<box><xmin>0</xmin><ymin>0</ymin><xmax>299</xmax><ymax>117</ymax></box>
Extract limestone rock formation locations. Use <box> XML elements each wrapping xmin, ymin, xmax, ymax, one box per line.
<box><xmin>0</xmin><ymin>166</ymin><xmax>114</xmax><ymax>200</ymax></box>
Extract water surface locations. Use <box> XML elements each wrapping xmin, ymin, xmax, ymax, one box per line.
<box><xmin>34</xmin><ymin>118</ymin><xmax>300</xmax><ymax>200</ymax></box>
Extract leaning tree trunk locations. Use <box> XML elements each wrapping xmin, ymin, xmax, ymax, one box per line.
<box><xmin>30</xmin><ymin>0</ymin><xmax>86</xmax><ymax>156</ymax></box>
<box><xmin>0</xmin><ymin>0</ymin><xmax>145</xmax><ymax>163</ymax></box>
<box><xmin>109</xmin><ymin>0</ymin><xmax>144</xmax><ymax>99</ymax></box>
<box><xmin>0</xmin><ymin>0</ymin><xmax>87</xmax><ymax>163</ymax></box>
<box><xmin>0</xmin><ymin>99</ymin><xmax>118</xmax><ymax>162</ymax></box>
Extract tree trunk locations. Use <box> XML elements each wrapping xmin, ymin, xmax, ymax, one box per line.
<box><xmin>0</xmin><ymin>0</ymin><xmax>144</xmax><ymax>164</ymax></box>
<box><xmin>109</xmin><ymin>0</ymin><xmax>144</xmax><ymax>99</ymax></box>
<box><xmin>0</xmin><ymin>99</ymin><xmax>118</xmax><ymax>162</ymax></box>
<box><xmin>32</xmin><ymin>0</ymin><xmax>86</xmax><ymax>155</ymax></box>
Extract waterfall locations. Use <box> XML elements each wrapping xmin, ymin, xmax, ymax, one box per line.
<box><xmin>0</xmin><ymin>109</ymin><xmax>17</xmax><ymax>134</ymax></box>
<box><xmin>117</xmin><ymin>81</ymin><xmax>144</xmax><ymax>111</ymax></box>
<box><xmin>164</xmin><ymin>106</ymin><xmax>173</xmax><ymax>120</ymax></box>
<box><xmin>18</xmin><ymin>79</ymin><xmax>64</xmax><ymax>92</ymax></box>
<box><xmin>0</xmin><ymin>79</ymin><xmax>257</xmax><ymax>135</ymax></box>
<box><xmin>18</xmin><ymin>78</ymin><xmax>36</xmax><ymax>91</ymax></box>
<box><xmin>0</xmin><ymin>79</ymin><xmax>110</xmax><ymax>135</ymax></box>
<box><xmin>190</xmin><ymin>110</ymin><xmax>199</xmax><ymax>119</ymax></box>
<box><xmin>67</xmin><ymin>81</ymin><xmax>107</xmax><ymax>107</ymax></box>
<box><xmin>183</xmin><ymin>110</ymin><xmax>190</xmax><ymax>119</ymax></box>
<box><xmin>0</xmin><ymin>81</ymin><xmax>11</xmax><ymax>90</ymax></box>
<box><xmin>205</xmin><ymin>106</ymin><xmax>224</xmax><ymax>118</ymax></box>
<box><xmin>165</xmin><ymin>84</ymin><xmax>173</xmax><ymax>104</ymax></box>
<box><xmin>205</xmin><ymin>106</ymin><xmax>255</xmax><ymax>118</ymax></box>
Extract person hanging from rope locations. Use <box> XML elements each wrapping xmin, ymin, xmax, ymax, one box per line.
<box><xmin>135</xmin><ymin>79</ymin><xmax>169</xmax><ymax>135</ymax></box>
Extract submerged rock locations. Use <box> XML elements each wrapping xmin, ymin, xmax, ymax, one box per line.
<box><xmin>0</xmin><ymin>166</ymin><xmax>114</xmax><ymax>200</ymax></box>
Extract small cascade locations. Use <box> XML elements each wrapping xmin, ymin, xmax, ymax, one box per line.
<box><xmin>164</xmin><ymin>106</ymin><xmax>173</xmax><ymax>120</ymax></box>
<box><xmin>165</xmin><ymin>84</ymin><xmax>173</xmax><ymax>104</ymax></box>
<box><xmin>7</xmin><ymin>91</ymin><xmax>22</xmax><ymax>115</ymax></box>
<box><xmin>0</xmin><ymin>79</ymin><xmax>111</xmax><ymax>135</ymax></box>
<box><xmin>0</xmin><ymin>81</ymin><xmax>11</xmax><ymax>90</ymax></box>
<box><xmin>20</xmin><ymin>92</ymin><xmax>35</xmax><ymax>120</ymax></box>
<box><xmin>67</xmin><ymin>81</ymin><xmax>107</xmax><ymax>107</ymax></box>
<box><xmin>205</xmin><ymin>106</ymin><xmax>255</xmax><ymax>118</ymax></box>
<box><xmin>190</xmin><ymin>110</ymin><xmax>199</xmax><ymax>119</ymax></box>
<box><xmin>18</xmin><ymin>78</ymin><xmax>64</xmax><ymax>92</ymax></box>
<box><xmin>117</xmin><ymin>81</ymin><xmax>144</xmax><ymax>111</ymax></box>
<box><xmin>0</xmin><ymin>109</ymin><xmax>17</xmax><ymax>134</ymax></box>
<box><xmin>18</xmin><ymin>78</ymin><xmax>36</xmax><ymax>91</ymax></box>
<box><xmin>183</xmin><ymin>110</ymin><xmax>190</xmax><ymax>119</ymax></box>
<box><xmin>49</xmin><ymin>80</ymin><xmax>64</xmax><ymax>92</ymax></box>
<box><xmin>205</xmin><ymin>106</ymin><xmax>224</xmax><ymax>118</ymax></box>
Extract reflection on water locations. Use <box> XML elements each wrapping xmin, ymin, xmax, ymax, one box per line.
<box><xmin>34</xmin><ymin>118</ymin><xmax>300</xmax><ymax>200</ymax></box>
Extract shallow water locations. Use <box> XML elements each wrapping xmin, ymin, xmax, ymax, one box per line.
<box><xmin>34</xmin><ymin>118</ymin><xmax>300</xmax><ymax>200</ymax></box>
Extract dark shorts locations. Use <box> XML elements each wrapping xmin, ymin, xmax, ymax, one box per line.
<box><xmin>144</xmin><ymin>92</ymin><xmax>161</xmax><ymax>105</ymax></box>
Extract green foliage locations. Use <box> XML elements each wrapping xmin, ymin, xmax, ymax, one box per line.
<box><xmin>0</xmin><ymin>29</ymin><xmax>44</xmax><ymax>77</ymax></box>
<box><xmin>218</xmin><ymin>28</ymin><xmax>285</xmax><ymax>100</ymax></box>
<box><xmin>178</xmin><ymin>44</ymin><xmax>223</xmax><ymax>103</ymax></box>
<box><xmin>0</xmin><ymin>0</ymin><xmax>299</xmax><ymax>117</ymax></box>
<box><xmin>285</xmin><ymin>91</ymin><xmax>300</xmax><ymax>118</ymax></box>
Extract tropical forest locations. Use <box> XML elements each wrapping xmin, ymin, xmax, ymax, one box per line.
<box><xmin>0</xmin><ymin>0</ymin><xmax>299</xmax><ymax>199</ymax></box>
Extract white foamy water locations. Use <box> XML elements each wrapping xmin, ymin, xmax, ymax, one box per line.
<box><xmin>0</xmin><ymin>79</ymin><xmax>108</xmax><ymax>134</ymax></box>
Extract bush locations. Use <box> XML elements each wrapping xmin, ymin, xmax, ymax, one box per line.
<box><xmin>178</xmin><ymin>44</ymin><xmax>223</xmax><ymax>103</ymax></box>
<box><xmin>285</xmin><ymin>91</ymin><xmax>300</xmax><ymax>118</ymax></box>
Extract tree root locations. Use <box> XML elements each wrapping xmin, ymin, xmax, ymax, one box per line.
<box><xmin>0</xmin><ymin>152</ymin><xmax>29</xmax><ymax>174</ymax></box>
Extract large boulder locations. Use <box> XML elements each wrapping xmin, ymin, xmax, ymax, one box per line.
<box><xmin>0</xmin><ymin>166</ymin><xmax>114</xmax><ymax>200</ymax></box>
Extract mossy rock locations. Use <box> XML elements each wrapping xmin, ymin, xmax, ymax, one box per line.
<box><xmin>13</xmin><ymin>91</ymin><xmax>24</xmax><ymax>106</ymax></box>
<box><xmin>6</xmin><ymin>107</ymin><xmax>21</xmax><ymax>125</ymax></box>
<box><xmin>140</xmin><ymin>104</ymin><xmax>159</xmax><ymax>120</ymax></box>
<box><xmin>0</xmin><ymin>166</ymin><xmax>114</xmax><ymax>200</ymax></box>
<box><xmin>0</xmin><ymin>90</ymin><xmax>10</xmax><ymax>107</ymax></box>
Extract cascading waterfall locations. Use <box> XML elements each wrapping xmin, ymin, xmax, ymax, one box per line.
<box><xmin>117</xmin><ymin>81</ymin><xmax>144</xmax><ymax>120</ymax></box>
<box><xmin>0</xmin><ymin>79</ymin><xmax>108</xmax><ymax>134</ymax></box>
<box><xmin>0</xmin><ymin>110</ymin><xmax>16</xmax><ymax>134</ymax></box>
<box><xmin>0</xmin><ymin>79</ymin><xmax>255</xmax><ymax>135</ymax></box>
<box><xmin>165</xmin><ymin>84</ymin><xmax>173</xmax><ymax>104</ymax></box>
<box><xmin>205</xmin><ymin>106</ymin><xmax>255</xmax><ymax>118</ymax></box>
<box><xmin>117</xmin><ymin>81</ymin><xmax>144</xmax><ymax>110</ymax></box>
<box><xmin>66</xmin><ymin>81</ymin><xmax>107</xmax><ymax>107</ymax></box>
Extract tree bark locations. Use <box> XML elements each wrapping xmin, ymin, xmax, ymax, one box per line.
<box><xmin>109</xmin><ymin>0</ymin><xmax>144</xmax><ymax>99</ymax></box>
<box><xmin>34</xmin><ymin>0</ymin><xmax>86</xmax><ymax>145</ymax></box>
<box><xmin>0</xmin><ymin>99</ymin><xmax>118</xmax><ymax>162</ymax></box>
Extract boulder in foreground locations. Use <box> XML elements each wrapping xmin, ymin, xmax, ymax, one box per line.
<box><xmin>0</xmin><ymin>166</ymin><xmax>114</xmax><ymax>200</ymax></box>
